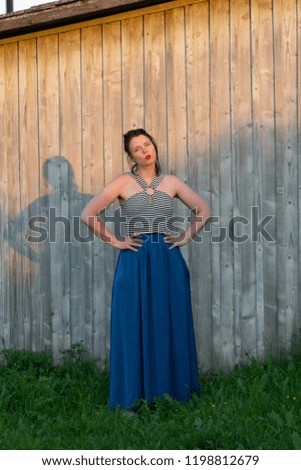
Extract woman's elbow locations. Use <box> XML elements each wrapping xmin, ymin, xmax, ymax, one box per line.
<box><xmin>199</xmin><ymin>202</ymin><xmax>212</xmax><ymax>219</ymax></box>
<box><xmin>207</xmin><ymin>207</ymin><xmax>213</xmax><ymax>220</ymax></box>
<box><xmin>81</xmin><ymin>209</ymin><xmax>90</xmax><ymax>225</ymax></box>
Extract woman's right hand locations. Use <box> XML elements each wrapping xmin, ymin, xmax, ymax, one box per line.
<box><xmin>112</xmin><ymin>233</ymin><xmax>144</xmax><ymax>252</ymax></box>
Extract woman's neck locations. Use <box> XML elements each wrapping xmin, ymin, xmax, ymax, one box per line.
<box><xmin>136</xmin><ymin>165</ymin><xmax>156</xmax><ymax>184</ymax></box>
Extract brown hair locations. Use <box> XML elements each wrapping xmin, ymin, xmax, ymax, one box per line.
<box><xmin>123</xmin><ymin>128</ymin><xmax>161</xmax><ymax>175</ymax></box>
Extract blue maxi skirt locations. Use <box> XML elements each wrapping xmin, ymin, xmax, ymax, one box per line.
<box><xmin>109</xmin><ymin>233</ymin><xmax>200</xmax><ymax>410</ymax></box>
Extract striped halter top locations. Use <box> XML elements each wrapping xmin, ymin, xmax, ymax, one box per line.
<box><xmin>120</xmin><ymin>171</ymin><xmax>174</xmax><ymax>236</ymax></box>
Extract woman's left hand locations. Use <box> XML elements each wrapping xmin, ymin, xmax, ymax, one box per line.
<box><xmin>163</xmin><ymin>232</ymin><xmax>190</xmax><ymax>250</ymax></box>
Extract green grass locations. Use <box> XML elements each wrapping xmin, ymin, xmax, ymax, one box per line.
<box><xmin>0</xmin><ymin>342</ymin><xmax>301</xmax><ymax>450</ymax></box>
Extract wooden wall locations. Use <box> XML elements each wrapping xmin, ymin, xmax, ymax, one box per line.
<box><xmin>0</xmin><ymin>0</ymin><xmax>300</xmax><ymax>370</ymax></box>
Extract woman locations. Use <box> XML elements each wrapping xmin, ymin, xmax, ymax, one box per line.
<box><xmin>81</xmin><ymin>128</ymin><xmax>212</xmax><ymax>410</ymax></box>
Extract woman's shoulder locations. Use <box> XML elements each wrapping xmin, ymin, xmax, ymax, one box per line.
<box><xmin>160</xmin><ymin>174</ymin><xmax>190</xmax><ymax>198</ymax></box>
<box><xmin>111</xmin><ymin>172</ymin><xmax>132</xmax><ymax>183</ymax></box>
<box><xmin>102</xmin><ymin>173</ymin><xmax>132</xmax><ymax>193</ymax></box>
<box><xmin>162</xmin><ymin>173</ymin><xmax>179</xmax><ymax>179</ymax></box>
<box><xmin>162</xmin><ymin>174</ymin><xmax>182</xmax><ymax>185</ymax></box>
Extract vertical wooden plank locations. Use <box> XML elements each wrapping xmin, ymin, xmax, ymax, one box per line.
<box><xmin>103</xmin><ymin>20</ymin><xmax>123</xmax><ymax>362</ymax></box>
<box><xmin>59</xmin><ymin>29</ymin><xmax>82</xmax><ymax>186</ymax></box>
<box><xmin>0</xmin><ymin>178</ymin><xmax>8</xmax><ymax>349</ymax></box>
<box><xmin>0</xmin><ymin>47</ymin><xmax>6</xmax><ymax>347</ymax></box>
<box><xmin>0</xmin><ymin>45</ymin><xmax>12</xmax><ymax>350</ymax></box>
<box><xmin>165</xmin><ymin>7</ymin><xmax>186</xmax><ymax>177</ymax></box>
<box><xmin>1</xmin><ymin>44</ymin><xmax>19</xmax><ymax>351</ymax></box>
<box><xmin>55</xmin><ymin>29</ymin><xmax>82</xmax><ymax>355</ymax></box>
<box><xmin>144</xmin><ymin>12</ymin><xmax>167</xmax><ymax>171</ymax></box>
<box><xmin>82</xmin><ymin>25</ymin><xmax>103</xmax><ymax>196</ymax></box>
<box><xmin>103</xmin><ymin>21</ymin><xmax>123</xmax><ymax>182</ymax></box>
<box><xmin>37</xmin><ymin>34</ymin><xmax>60</xmax><ymax>356</ymax></box>
<box><xmin>122</xmin><ymin>16</ymin><xmax>144</xmax><ymax>137</ymax></box>
<box><xmin>18</xmin><ymin>38</ymin><xmax>39</xmax><ymax>351</ymax></box>
<box><xmin>210</xmin><ymin>0</ymin><xmax>234</xmax><ymax>369</ymax></box>
<box><xmin>81</xmin><ymin>24</ymin><xmax>106</xmax><ymax>363</ymax></box>
<box><xmin>0</xmin><ymin>47</ymin><xmax>5</xmax><ymax>347</ymax></box>
<box><xmin>274</xmin><ymin>0</ymin><xmax>299</xmax><ymax>350</ymax></box>
<box><xmin>165</xmin><ymin>8</ymin><xmax>188</xmax><ymax>237</ymax></box>
<box><xmin>298</xmin><ymin>0</ymin><xmax>301</xmax><ymax>329</ymax></box>
<box><xmin>19</xmin><ymin>40</ymin><xmax>39</xmax><ymax>208</ymax></box>
<box><xmin>186</xmin><ymin>1</ymin><xmax>211</xmax><ymax>370</ymax></box>
<box><xmin>230</xmin><ymin>0</ymin><xmax>256</xmax><ymax>363</ymax></box>
<box><xmin>38</xmin><ymin>34</ymin><xmax>60</xmax><ymax>184</ymax></box>
<box><xmin>251</xmin><ymin>0</ymin><xmax>277</xmax><ymax>359</ymax></box>
<box><xmin>166</xmin><ymin>7</ymin><xmax>190</xmax><ymax>264</ymax></box>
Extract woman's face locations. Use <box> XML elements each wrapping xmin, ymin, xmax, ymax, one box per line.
<box><xmin>128</xmin><ymin>135</ymin><xmax>157</xmax><ymax>168</ymax></box>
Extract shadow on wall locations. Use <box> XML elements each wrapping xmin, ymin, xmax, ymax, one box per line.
<box><xmin>3</xmin><ymin>156</ymin><xmax>105</xmax><ymax>358</ymax></box>
<box><xmin>10</xmin><ymin>156</ymin><xmax>94</xmax><ymax>259</ymax></box>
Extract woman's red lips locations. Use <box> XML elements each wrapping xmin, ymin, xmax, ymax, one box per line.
<box><xmin>145</xmin><ymin>155</ymin><xmax>151</xmax><ymax>160</ymax></box>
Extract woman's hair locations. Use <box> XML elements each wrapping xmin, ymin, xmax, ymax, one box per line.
<box><xmin>123</xmin><ymin>128</ymin><xmax>161</xmax><ymax>175</ymax></box>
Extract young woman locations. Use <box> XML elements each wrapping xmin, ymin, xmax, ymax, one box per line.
<box><xmin>81</xmin><ymin>128</ymin><xmax>212</xmax><ymax>410</ymax></box>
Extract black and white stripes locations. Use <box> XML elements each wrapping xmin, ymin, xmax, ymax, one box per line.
<box><xmin>120</xmin><ymin>172</ymin><xmax>174</xmax><ymax>236</ymax></box>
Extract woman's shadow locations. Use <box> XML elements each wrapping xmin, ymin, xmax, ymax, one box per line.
<box><xmin>5</xmin><ymin>156</ymin><xmax>106</xmax><ymax>359</ymax></box>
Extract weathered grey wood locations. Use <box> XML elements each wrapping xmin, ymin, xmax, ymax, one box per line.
<box><xmin>81</xmin><ymin>24</ymin><xmax>105</xmax><ymax>363</ymax></box>
<box><xmin>230</xmin><ymin>0</ymin><xmax>257</xmax><ymax>363</ymax></box>
<box><xmin>103</xmin><ymin>20</ymin><xmax>123</xmax><ymax>362</ymax></box>
<box><xmin>59</xmin><ymin>29</ymin><xmax>83</xmax><ymax>357</ymax></box>
<box><xmin>274</xmin><ymin>0</ymin><xmax>299</xmax><ymax>351</ymax></box>
<box><xmin>144</xmin><ymin>11</ymin><xmax>167</xmax><ymax>165</ymax></box>
<box><xmin>298</xmin><ymin>0</ymin><xmax>301</xmax><ymax>342</ymax></box>
<box><xmin>210</xmin><ymin>0</ymin><xmax>236</xmax><ymax>369</ymax></box>
<box><xmin>249</xmin><ymin>0</ymin><xmax>273</xmax><ymax>360</ymax></box>
<box><xmin>0</xmin><ymin>0</ymin><xmax>300</xmax><ymax>371</ymax></box>
<box><xmin>0</xmin><ymin>46</ymin><xmax>12</xmax><ymax>351</ymax></box>
<box><xmin>121</xmin><ymin>15</ymin><xmax>144</xmax><ymax>136</ymax></box>
<box><xmin>18</xmin><ymin>38</ymin><xmax>40</xmax><ymax>351</ymax></box>
<box><xmin>186</xmin><ymin>0</ymin><xmax>212</xmax><ymax>371</ymax></box>
<box><xmin>2</xmin><ymin>44</ymin><xmax>19</xmax><ymax>351</ymax></box>
<box><xmin>37</xmin><ymin>34</ymin><xmax>60</xmax><ymax>355</ymax></box>
<box><xmin>166</xmin><ymin>7</ymin><xmax>190</xmax><ymax>265</ymax></box>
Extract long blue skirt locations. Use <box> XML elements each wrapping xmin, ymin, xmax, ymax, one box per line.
<box><xmin>109</xmin><ymin>233</ymin><xmax>200</xmax><ymax>410</ymax></box>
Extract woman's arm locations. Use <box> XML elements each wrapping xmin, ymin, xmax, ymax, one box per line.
<box><xmin>81</xmin><ymin>175</ymin><xmax>143</xmax><ymax>252</ymax></box>
<box><xmin>164</xmin><ymin>176</ymin><xmax>212</xmax><ymax>249</ymax></box>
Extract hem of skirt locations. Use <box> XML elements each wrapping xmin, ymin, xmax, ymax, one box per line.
<box><xmin>109</xmin><ymin>388</ymin><xmax>200</xmax><ymax>411</ymax></box>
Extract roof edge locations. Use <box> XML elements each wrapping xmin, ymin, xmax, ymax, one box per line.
<box><xmin>0</xmin><ymin>0</ymin><xmax>173</xmax><ymax>39</ymax></box>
